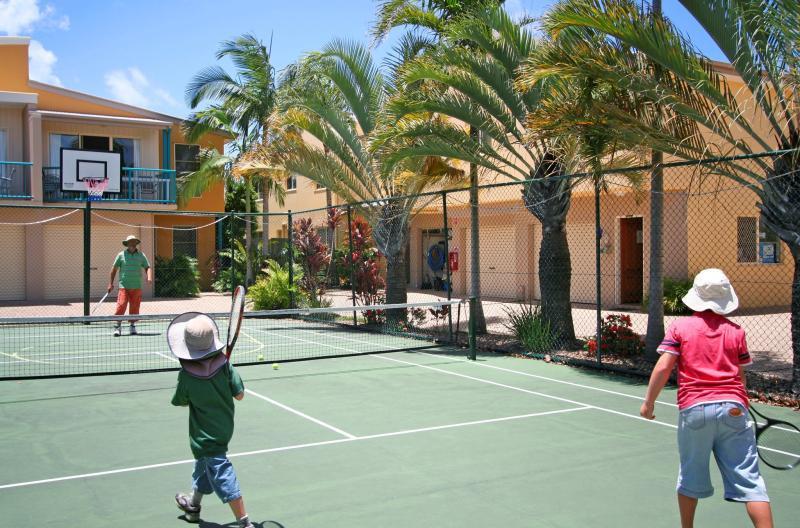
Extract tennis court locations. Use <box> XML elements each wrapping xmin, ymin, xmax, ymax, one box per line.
<box><xmin>2</xmin><ymin>334</ymin><xmax>799</xmax><ymax>527</ymax></box>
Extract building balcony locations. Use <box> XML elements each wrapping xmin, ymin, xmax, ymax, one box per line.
<box><xmin>0</xmin><ymin>161</ymin><xmax>32</xmax><ymax>199</ymax></box>
<box><xmin>42</xmin><ymin>167</ymin><xmax>177</xmax><ymax>204</ymax></box>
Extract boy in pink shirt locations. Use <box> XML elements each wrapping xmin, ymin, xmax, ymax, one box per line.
<box><xmin>640</xmin><ymin>269</ymin><xmax>773</xmax><ymax>528</ymax></box>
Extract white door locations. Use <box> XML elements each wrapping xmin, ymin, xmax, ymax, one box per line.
<box><xmin>466</xmin><ymin>225</ymin><xmax>520</xmax><ymax>300</ymax></box>
<box><xmin>0</xmin><ymin>226</ymin><xmax>26</xmax><ymax>300</ymax></box>
<box><xmin>44</xmin><ymin>225</ymin><xmax>140</xmax><ymax>300</ymax></box>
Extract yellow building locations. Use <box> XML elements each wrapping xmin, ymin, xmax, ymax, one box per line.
<box><xmin>0</xmin><ymin>37</ymin><xmax>229</xmax><ymax>301</ymax></box>
<box><xmin>264</xmin><ymin>60</ymin><xmax>790</xmax><ymax>312</ymax></box>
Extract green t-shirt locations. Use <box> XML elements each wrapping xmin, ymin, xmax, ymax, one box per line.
<box><xmin>113</xmin><ymin>249</ymin><xmax>150</xmax><ymax>289</ymax></box>
<box><xmin>171</xmin><ymin>362</ymin><xmax>245</xmax><ymax>459</ymax></box>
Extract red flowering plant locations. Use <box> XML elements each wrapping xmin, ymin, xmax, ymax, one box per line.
<box><xmin>341</xmin><ymin>217</ymin><xmax>385</xmax><ymax>324</ymax></box>
<box><xmin>584</xmin><ymin>314</ymin><xmax>643</xmax><ymax>357</ymax></box>
<box><xmin>292</xmin><ymin>218</ymin><xmax>331</xmax><ymax>304</ymax></box>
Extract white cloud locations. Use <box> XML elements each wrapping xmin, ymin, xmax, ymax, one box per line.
<box><xmin>28</xmin><ymin>39</ymin><xmax>61</xmax><ymax>85</ymax></box>
<box><xmin>0</xmin><ymin>0</ymin><xmax>68</xmax><ymax>34</ymax></box>
<box><xmin>104</xmin><ymin>67</ymin><xmax>179</xmax><ymax>110</ymax></box>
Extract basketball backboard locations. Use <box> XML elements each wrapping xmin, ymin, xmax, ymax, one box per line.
<box><xmin>60</xmin><ymin>148</ymin><xmax>122</xmax><ymax>193</ymax></box>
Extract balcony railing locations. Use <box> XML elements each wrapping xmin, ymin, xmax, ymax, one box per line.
<box><xmin>0</xmin><ymin>161</ymin><xmax>32</xmax><ymax>199</ymax></box>
<box><xmin>43</xmin><ymin>167</ymin><xmax>177</xmax><ymax>204</ymax></box>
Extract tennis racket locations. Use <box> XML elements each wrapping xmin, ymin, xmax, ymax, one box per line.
<box><xmin>91</xmin><ymin>291</ymin><xmax>110</xmax><ymax>315</ymax></box>
<box><xmin>226</xmin><ymin>285</ymin><xmax>246</xmax><ymax>359</ymax></box>
<box><xmin>749</xmin><ymin>404</ymin><xmax>800</xmax><ymax>470</ymax></box>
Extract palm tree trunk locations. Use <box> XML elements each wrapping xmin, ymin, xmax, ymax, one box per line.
<box><xmin>645</xmin><ymin>153</ymin><xmax>665</xmax><ymax>359</ymax></box>
<box><xmin>385</xmin><ymin>229</ymin><xmax>408</xmax><ymax>324</ymax></box>
<box><xmin>469</xmin><ymin>128</ymin><xmax>487</xmax><ymax>334</ymax></box>
<box><xmin>244</xmin><ymin>179</ymin><xmax>254</xmax><ymax>285</ymax></box>
<box><xmin>539</xmin><ymin>221</ymin><xmax>576</xmax><ymax>346</ymax></box>
<box><xmin>261</xmin><ymin>185</ymin><xmax>269</xmax><ymax>263</ymax></box>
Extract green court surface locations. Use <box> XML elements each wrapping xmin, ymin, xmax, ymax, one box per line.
<box><xmin>1</xmin><ymin>350</ymin><xmax>798</xmax><ymax>527</ymax></box>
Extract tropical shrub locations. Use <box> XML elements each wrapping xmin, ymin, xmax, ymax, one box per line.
<box><xmin>341</xmin><ymin>217</ymin><xmax>385</xmax><ymax>314</ymax></box>
<box><xmin>505</xmin><ymin>304</ymin><xmax>555</xmax><ymax>355</ymax></box>
<box><xmin>211</xmin><ymin>239</ymin><xmax>264</xmax><ymax>292</ymax></box>
<box><xmin>643</xmin><ymin>277</ymin><xmax>693</xmax><ymax>315</ymax></box>
<box><xmin>154</xmin><ymin>255</ymin><xmax>200</xmax><ymax>297</ymax></box>
<box><xmin>585</xmin><ymin>314</ymin><xmax>643</xmax><ymax>357</ymax></box>
<box><xmin>248</xmin><ymin>260</ymin><xmax>304</xmax><ymax>310</ymax></box>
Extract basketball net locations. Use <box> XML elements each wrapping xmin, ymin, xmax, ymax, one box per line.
<box><xmin>84</xmin><ymin>178</ymin><xmax>109</xmax><ymax>201</ymax></box>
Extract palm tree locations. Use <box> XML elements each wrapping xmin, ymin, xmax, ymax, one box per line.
<box><xmin>274</xmin><ymin>40</ymin><xmax>459</xmax><ymax>318</ymax></box>
<box><xmin>184</xmin><ymin>34</ymin><xmax>280</xmax><ymax>284</ymax></box>
<box><xmin>544</xmin><ymin>0</ymin><xmax>800</xmax><ymax>390</ymax></box>
<box><xmin>385</xmin><ymin>7</ymin><xmax>583</xmax><ymax>345</ymax></box>
<box><xmin>372</xmin><ymin>0</ymin><xmax>507</xmax><ymax>334</ymax></box>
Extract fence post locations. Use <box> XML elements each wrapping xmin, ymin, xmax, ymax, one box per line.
<box><xmin>594</xmin><ymin>181</ymin><xmax>602</xmax><ymax>365</ymax></box>
<box><xmin>287</xmin><ymin>210</ymin><xmax>295</xmax><ymax>309</ymax></box>
<box><xmin>442</xmin><ymin>191</ymin><xmax>453</xmax><ymax>342</ymax></box>
<box><xmin>347</xmin><ymin>205</ymin><xmax>357</xmax><ymax>326</ymax></box>
<box><xmin>83</xmin><ymin>201</ymin><xmax>91</xmax><ymax>317</ymax></box>
<box><xmin>468</xmin><ymin>296</ymin><xmax>477</xmax><ymax>360</ymax></box>
<box><xmin>229</xmin><ymin>215</ymin><xmax>235</xmax><ymax>291</ymax></box>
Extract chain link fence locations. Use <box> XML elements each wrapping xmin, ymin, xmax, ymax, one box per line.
<box><xmin>0</xmin><ymin>150</ymin><xmax>796</xmax><ymax>393</ymax></box>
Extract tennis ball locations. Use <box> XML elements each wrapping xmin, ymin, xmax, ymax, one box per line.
<box><xmin>257</xmin><ymin>354</ymin><xmax>264</xmax><ymax>361</ymax></box>
<box><xmin>272</xmin><ymin>363</ymin><xmax>279</xmax><ymax>370</ymax></box>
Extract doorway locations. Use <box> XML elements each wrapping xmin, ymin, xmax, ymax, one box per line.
<box><xmin>619</xmin><ymin>217</ymin><xmax>644</xmax><ymax>304</ymax></box>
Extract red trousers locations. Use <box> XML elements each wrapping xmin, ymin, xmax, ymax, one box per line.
<box><xmin>115</xmin><ymin>288</ymin><xmax>142</xmax><ymax>322</ymax></box>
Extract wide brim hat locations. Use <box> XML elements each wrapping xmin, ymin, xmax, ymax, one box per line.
<box><xmin>167</xmin><ymin>312</ymin><xmax>225</xmax><ymax>361</ymax></box>
<box><xmin>122</xmin><ymin>235</ymin><xmax>141</xmax><ymax>246</ymax></box>
<box><xmin>179</xmin><ymin>354</ymin><xmax>228</xmax><ymax>379</ymax></box>
<box><xmin>682</xmin><ymin>268</ymin><xmax>739</xmax><ymax>315</ymax></box>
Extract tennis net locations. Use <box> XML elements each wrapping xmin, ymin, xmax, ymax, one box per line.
<box><xmin>0</xmin><ymin>300</ymin><xmax>471</xmax><ymax>379</ymax></box>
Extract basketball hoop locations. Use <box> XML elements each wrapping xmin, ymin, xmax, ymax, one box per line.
<box><xmin>83</xmin><ymin>178</ymin><xmax>109</xmax><ymax>201</ymax></box>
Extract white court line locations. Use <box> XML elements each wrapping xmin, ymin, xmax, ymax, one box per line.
<box><xmin>255</xmin><ymin>327</ymin><xmax>678</xmax><ymax>430</ymax></box>
<box><xmin>0</xmin><ymin>406</ymin><xmax>589</xmax><ymax>490</ymax></box>
<box><xmin>244</xmin><ymin>388</ymin><xmax>356</xmax><ymax>439</ymax></box>
<box><xmin>293</xmin><ymin>326</ymin><xmax>678</xmax><ymax>409</ymax></box>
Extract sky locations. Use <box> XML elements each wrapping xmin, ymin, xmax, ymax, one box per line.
<box><xmin>0</xmin><ymin>0</ymin><xmax>727</xmax><ymax>119</ymax></box>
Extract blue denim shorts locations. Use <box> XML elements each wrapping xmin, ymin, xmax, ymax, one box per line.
<box><xmin>677</xmin><ymin>401</ymin><xmax>769</xmax><ymax>502</ymax></box>
<box><xmin>192</xmin><ymin>455</ymin><xmax>241</xmax><ymax>504</ymax></box>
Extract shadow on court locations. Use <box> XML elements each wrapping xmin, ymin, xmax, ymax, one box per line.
<box><xmin>189</xmin><ymin>519</ymin><xmax>284</xmax><ymax>528</ymax></box>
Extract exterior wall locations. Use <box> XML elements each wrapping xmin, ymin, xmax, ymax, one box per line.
<box><xmin>687</xmin><ymin>187</ymin><xmax>792</xmax><ymax>309</ymax></box>
<box><xmin>0</xmin><ymin>107</ymin><xmax>25</xmax><ymax>161</ymax></box>
<box><xmin>264</xmin><ymin>175</ymin><xmax>331</xmax><ymax>239</ymax></box>
<box><xmin>0</xmin><ymin>208</ymin><xmax>156</xmax><ymax>302</ymax></box>
<box><xmin>0</xmin><ymin>40</ymin><xmax>31</xmax><ymax>92</ymax></box>
<box><xmin>153</xmin><ymin>214</ymin><xmax>219</xmax><ymax>290</ymax></box>
<box><xmin>168</xmin><ymin>126</ymin><xmax>226</xmax><ymax>212</ymax></box>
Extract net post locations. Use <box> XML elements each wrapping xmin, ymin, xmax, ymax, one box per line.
<box><xmin>83</xmin><ymin>201</ymin><xmax>91</xmax><ymax>317</ymax></box>
<box><xmin>468</xmin><ymin>295</ymin><xmax>477</xmax><ymax>360</ymax></box>
<box><xmin>441</xmin><ymin>191</ymin><xmax>453</xmax><ymax>342</ymax></box>
<box><xmin>346</xmin><ymin>205</ymin><xmax>357</xmax><ymax>326</ymax></box>
<box><xmin>287</xmin><ymin>210</ymin><xmax>295</xmax><ymax>309</ymax></box>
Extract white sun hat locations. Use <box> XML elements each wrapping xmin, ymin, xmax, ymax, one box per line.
<box><xmin>167</xmin><ymin>312</ymin><xmax>225</xmax><ymax>360</ymax></box>
<box><xmin>682</xmin><ymin>268</ymin><xmax>739</xmax><ymax>315</ymax></box>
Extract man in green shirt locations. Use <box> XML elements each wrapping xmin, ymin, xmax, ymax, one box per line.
<box><xmin>108</xmin><ymin>235</ymin><xmax>151</xmax><ymax>336</ymax></box>
<box><xmin>168</xmin><ymin>312</ymin><xmax>254</xmax><ymax>528</ymax></box>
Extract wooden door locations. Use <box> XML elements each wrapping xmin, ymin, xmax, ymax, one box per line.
<box><xmin>620</xmin><ymin>218</ymin><xmax>644</xmax><ymax>304</ymax></box>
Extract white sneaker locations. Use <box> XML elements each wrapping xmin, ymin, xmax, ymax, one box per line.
<box><xmin>113</xmin><ymin>326</ymin><xmax>121</xmax><ymax>337</ymax></box>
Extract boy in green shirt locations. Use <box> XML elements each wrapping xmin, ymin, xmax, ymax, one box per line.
<box><xmin>167</xmin><ymin>312</ymin><xmax>254</xmax><ymax>527</ymax></box>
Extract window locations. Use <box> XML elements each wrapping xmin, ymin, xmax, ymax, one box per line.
<box><xmin>286</xmin><ymin>174</ymin><xmax>297</xmax><ymax>191</ymax></box>
<box><xmin>0</xmin><ymin>129</ymin><xmax>6</xmax><ymax>161</ymax></box>
<box><xmin>49</xmin><ymin>134</ymin><xmax>79</xmax><ymax>165</ymax></box>
<box><xmin>737</xmin><ymin>216</ymin><xmax>781</xmax><ymax>264</ymax></box>
<box><xmin>173</xmin><ymin>227</ymin><xmax>197</xmax><ymax>259</ymax></box>
<box><xmin>113</xmin><ymin>138</ymin><xmax>140</xmax><ymax>168</ymax></box>
<box><xmin>81</xmin><ymin>135</ymin><xmax>109</xmax><ymax>150</ymax></box>
<box><xmin>175</xmin><ymin>144</ymin><xmax>200</xmax><ymax>174</ymax></box>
